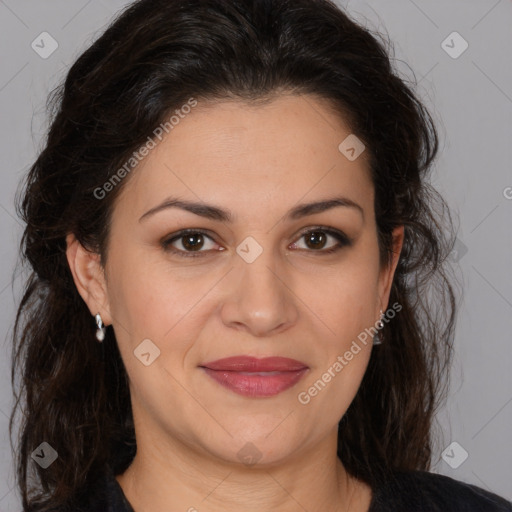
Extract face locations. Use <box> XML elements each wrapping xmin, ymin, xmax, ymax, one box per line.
<box><xmin>68</xmin><ymin>93</ymin><xmax>403</xmax><ymax>468</ymax></box>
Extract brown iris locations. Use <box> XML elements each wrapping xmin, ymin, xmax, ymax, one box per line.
<box><xmin>303</xmin><ymin>231</ymin><xmax>327</xmax><ymax>250</ymax></box>
<box><xmin>182</xmin><ymin>233</ymin><xmax>205</xmax><ymax>251</ymax></box>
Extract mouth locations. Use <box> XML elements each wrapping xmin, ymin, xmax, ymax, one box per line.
<box><xmin>199</xmin><ymin>356</ymin><xmax>309</xmax><ymax>398</ymax></box>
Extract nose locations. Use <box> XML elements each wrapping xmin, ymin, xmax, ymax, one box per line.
<box><xmin>219</xmin><ymin>240</ymin><xmax>299</xmax><ymax>337</ymax></box>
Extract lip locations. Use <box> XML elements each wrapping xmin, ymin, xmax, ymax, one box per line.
<box><xmin>201</xmin><ymin>356</ymin><xmax>308</xmax><ymax>372</ymax></box>
<box><xmin>200</xmin><ymin>356</ymin><xmax>309</xmax><ymax>398</ymax></box>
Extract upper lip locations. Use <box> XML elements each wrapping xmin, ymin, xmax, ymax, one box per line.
<box><xmin>200</xmin><ymin>356</ymin><xmax>308</xmax><ymax>372</ymax></box>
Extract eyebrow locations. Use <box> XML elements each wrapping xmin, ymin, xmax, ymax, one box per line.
<box><xmin>139</xmin><ymin>195</ymin><xmax>364</xmax><ymax>223</ymax></box>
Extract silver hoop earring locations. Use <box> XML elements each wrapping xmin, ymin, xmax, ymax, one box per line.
<box><xmin>373</xmin><ymin>309</ymin><xmax>384</xmax><ymax>346</ymax></box>
<box><xmin>95</xmin><ymin>313</ymin><xmax>106</xmax><ymax>342</ymax></box>
<box><xmin>377</xmin><ymin>309</ymin><xmax>384</xmax><ymax>329</ymax></box>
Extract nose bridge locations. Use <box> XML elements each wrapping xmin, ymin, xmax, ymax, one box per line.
<box><xmin>238</xmin><ymin>228</ymin><xmax>287</xmax><ymax>278</ymax></box>
<box><xmin>237</xmin><ymin>233</ymin><xmax>284</xmax><ymax>298</ymax></box>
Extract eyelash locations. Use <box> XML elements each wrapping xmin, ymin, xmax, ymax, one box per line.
<box><xmin>161</xmin><ymin>226</ymin><xmax>352</xmax><ymax>259</ymax></box>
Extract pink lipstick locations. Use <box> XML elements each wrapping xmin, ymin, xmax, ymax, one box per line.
<box><xmin>200</xmin><ymin>356</ymin><xmax>309</xmax><ymax>397</ymax></box>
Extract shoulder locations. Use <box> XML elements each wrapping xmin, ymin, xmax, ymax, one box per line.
<box><xmin>32</xmin><ymin>466</ymin><xmax>134</xmax><ymax>512</ymax></box>
<box><xmin>81</xmin><ymin>466</ymin><xmax>135</xmax><ymax>512</ymax></box>
<box><xmin>369</xmin><ymin>469</ymin><xmax>512</xmax><ymax>512</ymax></box>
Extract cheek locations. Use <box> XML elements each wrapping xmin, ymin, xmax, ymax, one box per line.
<box><xmin>295</xmin><ymin>345</ymin><xmax>371</xmax><ymax>445</ymax></box>
<box><xmin>106</xmin><ymin>243</ymin><xmax>186</xmax><ymax>335</ymax></box>
<box><xmin>295</xmin><ymin>261</ymin><xmax>377</xmax><ymax>404</ymax></box>
<box><xmin>106</xmin><ymin>250</ymin><xmax>218</xmax><ymax>378</ymax></box>
<box><xmin>303</xmin><ymin>263</ymin><xmax>379</xmax><ymax>340</ymax></box>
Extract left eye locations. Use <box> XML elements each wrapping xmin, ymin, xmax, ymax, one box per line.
<box><xmin>162</xmin><ymin>227</ymin><xmax>351</xmax><ymax>258</ymax></box>
<box><xmin>290</xmin><ymin>228</ymin><xmax>350</xmax><ymax>253</ymax></box>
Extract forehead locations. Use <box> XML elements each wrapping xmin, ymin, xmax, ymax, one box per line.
<box><xmin>115</xmin><ymin>94</ymin><xmax>373</xmax><ymax>221</ymax></box>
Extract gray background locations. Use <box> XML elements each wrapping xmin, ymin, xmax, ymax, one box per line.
<box><xmin>1</xmin><ymin>0</ymin><xmax>511</xmax><ymax>509</ymax></box>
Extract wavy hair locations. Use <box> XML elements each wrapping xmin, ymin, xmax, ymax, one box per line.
<box><xmin>10</xmin><ymin>0</ymin><xmax>459</xmax><ymax>509</ymax></box>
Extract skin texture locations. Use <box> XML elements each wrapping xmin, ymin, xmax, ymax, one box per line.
<box><xmin>66</xmin><ymin>94</ymin><xmax>404</xmax><ymax>512</ymax></box>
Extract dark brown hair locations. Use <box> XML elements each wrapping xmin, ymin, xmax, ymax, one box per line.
<box><xmin>10</xmin><ymin>0</ymin><xmax>458</xmax><ymax>510</ymax></box>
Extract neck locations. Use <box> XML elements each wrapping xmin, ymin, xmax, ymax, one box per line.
<box><xmin>115</xmin><ymin>430</ymin><xmax>371</xmax><ymax>512</ymax></box>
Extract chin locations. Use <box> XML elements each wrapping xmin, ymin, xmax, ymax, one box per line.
<box><xmin>198</xmin><ymin>426</ymin><xmax>306</xmax><ymax>469</ymax></box>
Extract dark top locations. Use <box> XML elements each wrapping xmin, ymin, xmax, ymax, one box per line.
<box><xmin>73</xmin><ymin>465</ymin><xmax>512</xmax><ymax>511</ymax></box>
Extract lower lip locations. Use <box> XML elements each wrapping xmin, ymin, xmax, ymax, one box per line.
<box><xmin>201</xmin><ymin>368</ymin><xmax>309</xmax><ymax>397</ymax></box>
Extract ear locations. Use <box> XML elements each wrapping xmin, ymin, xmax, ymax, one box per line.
<box><xmin>65</xmin><ymin>233</ymin><xmax>112</xmax><ymax>326</ymax></box>
<box><xmin>376</xmin><ymin>225</ymin><xmax>404</xmax><ymax>315</ymax></box>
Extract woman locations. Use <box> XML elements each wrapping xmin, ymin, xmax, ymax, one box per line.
<box><xmin>10</xmin><ymin>0</ymin><xmax>511</xmax><ymax>510</ymax></box>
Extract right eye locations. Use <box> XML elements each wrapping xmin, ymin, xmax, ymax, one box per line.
<box><xmin>161</xmin><ymin>229</ymin><xmax>222</xmax><ymax>258</ymax></box>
